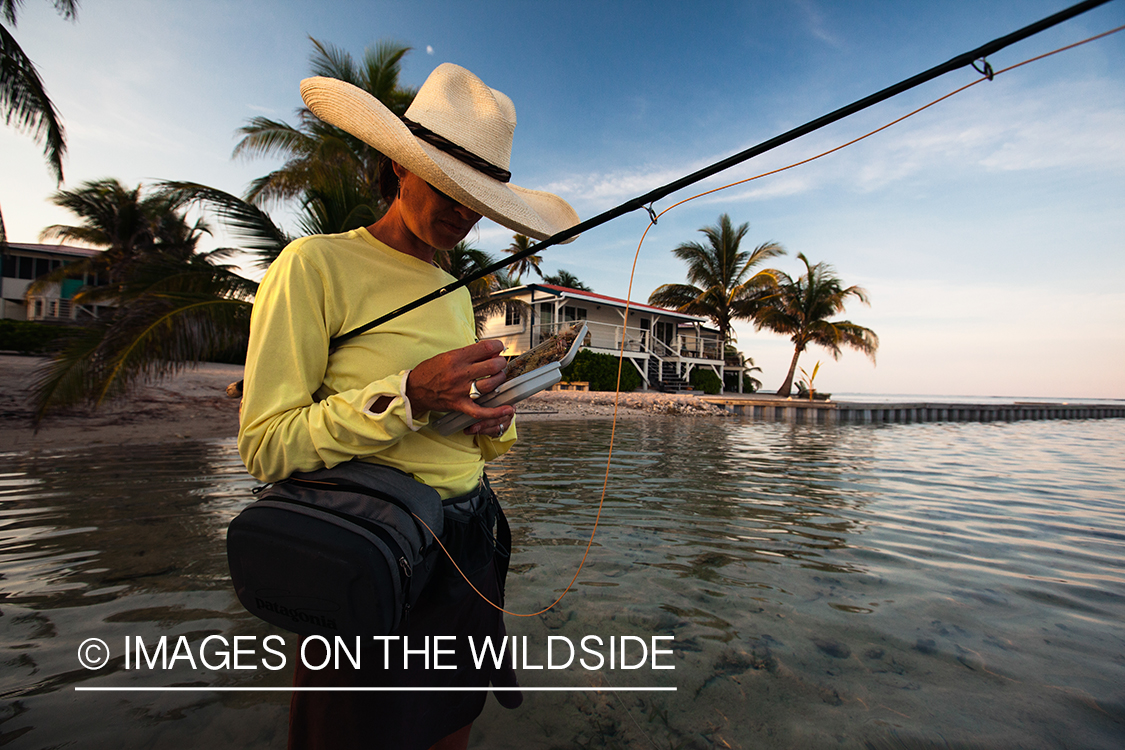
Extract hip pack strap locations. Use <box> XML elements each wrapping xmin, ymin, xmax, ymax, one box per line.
<box><xmin>495</xmin><ymin>503</ymin><xmax>512</xmax><ymax>589</ymax></box>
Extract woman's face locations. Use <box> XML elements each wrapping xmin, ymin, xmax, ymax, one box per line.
<box><xmin>394</xmin><ymin>166</ymin><xmax>482</xmax><ymax>252</ymax></box>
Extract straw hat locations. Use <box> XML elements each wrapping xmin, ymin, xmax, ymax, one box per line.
<box><xmin>300</xmin><ymin>63</ymin><xmax>579</xmax><ymax>242</ymax></box>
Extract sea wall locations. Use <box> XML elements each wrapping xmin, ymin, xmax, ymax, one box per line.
<box><xmin>701</xmin><ymin>396</ymin><xmax>1125</xmax><ymax>424</ymax></box>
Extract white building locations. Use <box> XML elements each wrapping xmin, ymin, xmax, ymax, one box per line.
<box><xmin>480</xmin><ymin>283</ymin><xmax>749</xmax><ymax>392</ymax></box>
<box><xmin>1</xmin><ymin>242</ymin><xmax>105</xmax><ymax>322</ymax></box>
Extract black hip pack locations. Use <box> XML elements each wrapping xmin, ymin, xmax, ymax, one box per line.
<box><xmin>226</xmin><ymin>462</ymin><xmax>444</xmax><ymax>638</ymax></box>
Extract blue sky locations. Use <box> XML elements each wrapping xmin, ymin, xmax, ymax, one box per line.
<box><xmin>4</xmin><ymin>0</ymin><xmax>1123</xmax><ymax>398</ymax></box>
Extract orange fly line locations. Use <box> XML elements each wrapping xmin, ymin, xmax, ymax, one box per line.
<box><xmin>418</xmin><ymin>23</ymin><xmax>1125</xmax><ymax>618</ymax></box>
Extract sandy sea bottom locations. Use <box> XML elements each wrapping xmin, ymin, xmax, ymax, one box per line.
<box><xmin>2</xmin><ymin>417</ymin><xmax>1124</xmax><ymax>749</ymax></box>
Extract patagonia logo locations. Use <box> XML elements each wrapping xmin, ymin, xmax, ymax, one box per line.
<box><xmin>254</xmin><ymin>597</ymin><xmax>339</xmax><ymax>630</ymax></box>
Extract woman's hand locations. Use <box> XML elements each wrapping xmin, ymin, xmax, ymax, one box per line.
<box><xmin>406</xmin><ymin>339</ymin><xmax>514</xmax><ymax>436</ymax></box>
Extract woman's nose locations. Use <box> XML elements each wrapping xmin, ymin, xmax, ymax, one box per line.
<box><xmin>453</xmin><ymin>203</ymin><xmax>482</xmax><ymax>221</ymax></box>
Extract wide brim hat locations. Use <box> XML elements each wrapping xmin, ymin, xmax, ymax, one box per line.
<box><xmin>300</xmin><ymin>63</ymin><xmax>579</xmax><ymax>242</ymax></box>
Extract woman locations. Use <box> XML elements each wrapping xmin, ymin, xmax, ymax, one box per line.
<box><xmin>238</xmin><ymin>64</ymin><xmax>579</xmax><ymax>750</ymax></box>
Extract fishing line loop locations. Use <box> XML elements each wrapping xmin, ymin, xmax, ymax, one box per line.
<box><xmin>430</xmin><ymin>17</ymin><xmax>1125</xmax><ymax>620</ymax></box>
<box><xmin>325</xmin><ymin>1</ymin><xmax>1115</xmax><ymax>348</ymax></box>
<box><xmin>972</xmin><ymin>58</ymin><xmax>996</xmax><ymax>80</ymax></box>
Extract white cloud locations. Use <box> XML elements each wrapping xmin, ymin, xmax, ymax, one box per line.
<box><xmin>693</xmin><ymin>173</ymin><xmax>815</xmax><ymax>205</ymax></box>
<box><xmin>791</xmin><ymin>0</ymin><xmax>846</xmax><ymax>50</ymax></box>
<box><xmin>847</xmin><ymin>78</ymin><xmax>1125</xmax><ymax>190</ymax></box>
<box><xmin>548</xmin><ymin>73</ymin><xmax>1125</xmax><ymax>215</ymax></box>
<box><xmin>540</xmin><ymin>162</ymin><xmax>702</xmax><ymax>206</ymax></box>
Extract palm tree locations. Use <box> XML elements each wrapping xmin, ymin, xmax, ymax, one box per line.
<box><xmin>752</xmin><ymin>252</ymin><xmax>879</xmax><ymax>396</ymax></box>
<box><xmin>29</xmin><ymin>180</ymin><xmax>287</xmax><ymax>421</ymax></box>
<box><xmin>1</xmin><ymin>0</ymin><xmax>78</xmax><ymax>247</ymax></box>
<box><xmin>34</xmin><ymin>178</ymin><xmax>206</xmax><ymax>293</ymax></box>
<box><xmin>648</xmin><ymin>213</ymin><xmax>784</xmax><ymax>346</ymax></box>
<box><xmin>435</xmin><ymin>241</ymin><xmax>525</xmax><ymax>335</ymax></box>
<box><xmin>32</xmin><ymin>249</ymin><xmax>257</xmax><ymax>422</ymax></box>
<box><xmin>503</xmin><ymin>234</ymin><xmax>543</xmax><ymax>282</ymax></box>
<box><xmin>233</xmin><ymin>37</ymin><xmax>415</xmax><ymax>224</ymax></box>
<box><xmin>542</xmin><ymin>269</ymin><xmax>591</xmax><ymax>292</ymax></box>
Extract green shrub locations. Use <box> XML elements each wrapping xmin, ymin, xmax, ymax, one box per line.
<box><xmin>559</xmin><ymin>349</ymin><xmax>642</xmax><ymax>392</ymax></box>
<box><xmin>689</xmin><ymin>367</ymin><xmax>723</xmax><ymax>395</ymax></box>
<box><xmin>725</xmin><ymin>371</ymin><xmax>760</xmax><ymax>393</ymax></box>
<box><xmin>0</xmin><ymin>320</ymin><xmax>73</xmax><ymax>354</ymax></box>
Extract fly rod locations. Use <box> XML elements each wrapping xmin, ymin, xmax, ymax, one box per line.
<box><xmin>330</xmin><ymin>0</ymin><xmax>1115</xmax><ymax>347</ymax></box>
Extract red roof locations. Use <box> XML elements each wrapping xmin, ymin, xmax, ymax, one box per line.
<box><xmin>531</xmin><ymin>284</ymin><xmax>701</xmax><ymax>320</ymax></box>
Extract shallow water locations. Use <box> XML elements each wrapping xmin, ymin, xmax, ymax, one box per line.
<box><xmin>2</xmin><ymin>419</ymin><xmax>1124</xmax><ymax>749</ymax></box>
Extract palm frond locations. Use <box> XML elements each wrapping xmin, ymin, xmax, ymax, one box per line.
<box><xmin>1</xmin><ymin>21</ymin><xmax>66</xmax><ymax>181</ymax></box>
<box><xmin>242</xmin><ymin>171</ymin><xmax>308</xmax><ymax>207</ymax></box>
<box><xmin>360</xmin><ymin>40</ymin><xmax>415</xmax><ymax>115</ymax></box>
<box><xmin>657</xmin><ymin>213</ymin><xmax>784</xmax><ymax>344</ymax></box>
<box><xmin>32</xmin><ymin>266</ymin><xmax>254</xmax><ymax>421</ymax></box>
<box><xmin>51</xmin><ymin>1</ymin><xmax>79</xmax><ymax>21</ymax></box>
<box><xmin>155</xmin><ymin>181</ymin><xmax>290</xmax><ymax>267</ymax></box>
<box><xmin>542</xmin><ymin>269</ymin><xmax>590</xmax><ymax>291</ymax></box>
<box><xmin>31</xmin><ymin>324</ymin><xmax>107</xmax><ymax>425</ymax></box>
<box><xmin>38</xmin><ymin>223</ymin><xmax>107</xmax><ymax>246</ymax></box>
<box><xmin>91</xmin><ymin>296</ymin><xmax>251</xmax><ymax>406</ymax></box>
<box><xmin>2</xmin><ymin>1</ymin><xmax>79</xmax><ymax>25</ymax></box>
<box><xmin>295</xmin><ymin>169</ymin><xmax>384</xmax><ymax>237</ymax></box>
<box><xmin>308</xmin><ymin>36</ymin><xmax>358</xmax><ymax>84</ymax></box>
<box><xmin>232</xmin><ymin>117</ymin><xmax>316</xmax><ymax>161</ymax></box>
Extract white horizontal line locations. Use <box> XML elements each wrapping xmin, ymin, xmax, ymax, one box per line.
<box><xmin>75</xmin><ymin>686</ymin><xmax>676</xmax><ymax>693</ymax></box>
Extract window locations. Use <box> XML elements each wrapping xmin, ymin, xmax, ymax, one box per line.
<box><xmin>19</xmin><ymin>256</ymin><xmax>34</xmax><ymax>280</ymax></box>
<box><xmin>505</xmin><ymin>305</ymin><xmax>521</xmax><ymax>326</ymax></box>
<box><xmin>563</xmin><ymin>305</ymin><xmax>586</xmax><ymax>322</ymax></box>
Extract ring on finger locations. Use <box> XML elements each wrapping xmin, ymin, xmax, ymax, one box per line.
<box><xmin>469</xmin><ymin>381</ymin><xmax>481</xmax><ymax>400</ymax></box>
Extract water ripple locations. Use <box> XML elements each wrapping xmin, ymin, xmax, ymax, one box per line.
<box><xmin>1</xmin><ymin>420</ymin><xmax>1124</xmax><ymax>748</ymax></box>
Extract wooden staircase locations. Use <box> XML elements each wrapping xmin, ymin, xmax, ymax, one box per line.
<box><xmin>656</xmin><ymin>361</ymin><xmax>693</xmax><ymax>393</ymax></box>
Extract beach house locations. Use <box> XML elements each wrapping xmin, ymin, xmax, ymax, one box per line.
<box><xmin>480</xmin><ymin>283</ymin><xmax>750</xmax><ymax>392</ymax></box>
<box><xmin>0</xmin><ymin>242</ymin><xmax>105</xmax><ymax>322</ymax></box>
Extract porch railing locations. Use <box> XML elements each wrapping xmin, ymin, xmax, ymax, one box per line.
<box><xmin>531</xmin><ymin>319</ymin><xmax>646</xmax><ymax>352</ymax></box>
<box><xmin>26</xmin><ymin>296</ymin><xmax>101</xmax><ymax>322</ymax></box>
<box><xmin>678</xmin><ymin>335</ymin><xmax>723</xmax><ymax>361</ymax></box>
<box><xmin>529</xmin><ymin>320</ymin><xmax>722</xmax><ymax>362</ymax></box>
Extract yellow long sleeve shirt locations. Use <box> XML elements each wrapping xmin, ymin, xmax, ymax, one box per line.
<box><xmin>238</xmin><ymin>228</ymin><xmax>514</xmax><ymax>498</ymax></box>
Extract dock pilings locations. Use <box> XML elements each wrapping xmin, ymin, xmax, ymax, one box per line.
<box><xmin>700</xmin><ymin>397</ymin><xmax>1125</xmax><ymax>424</ymax></box>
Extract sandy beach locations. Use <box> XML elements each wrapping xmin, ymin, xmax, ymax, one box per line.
<box><xmin>0</xmin><ymin>355</ymin><xmax>726</xmax><ymax>451</ymax></box>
